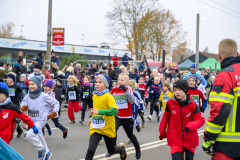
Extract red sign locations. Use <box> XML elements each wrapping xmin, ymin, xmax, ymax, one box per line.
<box><xmin>52</xmin><ymin>28</ymin><xmax>64</xmax><ymax>45</ymax></box>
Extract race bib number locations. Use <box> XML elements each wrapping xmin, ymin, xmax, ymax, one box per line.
<box><xmin>191</xmin><ymin>95</ymin><xmax>199</xmax><ymax>106</ymax></box>
<box><xmin>113</xmin><ymin>94</ymin><xmax>128</xmax><ymax>109</ymax></box>
<box><xmin>9</xmin><ymin>88</ymin><xmax>15</xmax><ymax>97</ymax></box>
<box><xmin>83</xmin><ymin>92</ymin><xmax>89</xmax><ymax>99</ymax></box>
<box><xmin>69</xmin><ymin>91</ymin><xmax>76</xmax><ymax>100</ymax></box>
<box><xmin>162</xmin><ymin>96</ymin><xmax>170</xmax><ymax>102</ymax></box>
<box><xmin>28</xmin><ymin>110</ymin><xmax>39</xmax><ymax>117</ymax></box>
<box><xmin>91</xmin><ymin>116</ymin><xmax>105</xmax><ymax>129</ymax></box>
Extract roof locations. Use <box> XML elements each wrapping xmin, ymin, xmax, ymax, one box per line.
<box><xmin>179</xmin><ymin>59</ymin><xmax>205</xmax><ymax>70</ymax></box>
<box><xmin>179</xmin><ymin>52</ymin><xmax>218</xmax><ymax>64</ymax></box>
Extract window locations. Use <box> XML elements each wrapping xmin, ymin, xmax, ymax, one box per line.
<box><xmin>13</xmin><ymin>52</ymin><xmax>19</xmax><ymax>61</ymax></box>
<box><xmin>0</xmin><ymin>50</ymin><xmax>12</xmax><ymax>64</ymax></box>
<box><xmin>26</xmin><ymin>53</ymin><xmax>37</xmax><ymax>61</ymax></box>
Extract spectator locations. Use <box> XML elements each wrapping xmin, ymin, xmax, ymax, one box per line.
<box><xmin>109</xmin><ymin>70</ymin><xmax>118</xmax><ymax>80</ymax></box>
<box><xmin>76</xmin><ymin>63</ymin><xmax>82</xmax><ymax>69</ymax></box>
<box><xmin>36</xmin><ymin>52</ymin><xmax>44</xmax><ymax>69</ymax></box>
<box><xmin>12</xmin><ymin>58</ymin><xmax>24</xmax><ymax>82</ymax></box>
<box><xmin>126</xmin><ymin>63</ymin><xmax>131</xmax><ymax>72</ymax></box>
<box><xmin>99</xmin><ymin>62</ymin><xmax>104</xmax><ymax>70</ymax></box>
<box><xmin>65</xmin><ymin>66</ymin><xmax>73</xmax><ymax>79</ymax></box>
<box><xmin>112</xmin><ymin>53</ymin><xmax>119</xmax><ymax>68</ymax></box>
<box><xmin>129</xmin><ymin>68</ymin><xmax>140</xmax><ymax>83</ymax></box>
<box><xmin>29</xmin><ymin>58</ymin><xmax>38</xmax><ymax>73</ymax></box>
<box><xmin>88</xmin><ymin>63</ymin><xmax>97</xmax><ymax>75</ymax></box>
<box><xmin>183</xmin><ymin>64</ymin><xmax>207</xmax><ymax>87</ymax></box>
<box><xmin>18</xmin><ymin>51</ymin><xmax>26</xmax><ymax>67</ymax></box>
<box><xmin>138</xmin><ymin>61</ymin><xmax>145</xmax><ymax>72</ymax></box>
<box><xmin>50</xmin><ymin>63</ymin><xmax>58</xmax><ymax>79</ymax></box>
<box><xmin>42</xmin><ymin>64</ymin><xmax>52</xmax><ymax>79</ymax></box>
<box><xmin>74</xmin><ymin>66</ymin><xmax>83</xmax><ymax>87</ymax></box>
<box><xmin>107</xmin><ymin>64</ymin><xmax>113</xmax><ymax>73</ymax></box>
<box><xmin>57</xmin><ymin>70</ymin><xmax>65</xmax><ymax>79</ymax></box>
<box><xmin>122</xmin><ymin>52</ymin><xmax>133</xmax><ymax>67</ymax></box>
<box><xmin>0</xmin><ymin>62</ymin><xmax>7</xmax><ymax>79</ymax></box>
<box><xmin>51</xmin><ymin>52</ymin><xmax>58</xmax><ymax>63</ymax></box>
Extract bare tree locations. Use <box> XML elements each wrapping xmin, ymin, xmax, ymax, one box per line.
<box><xmin>0</xmin><ymin>22</ymin><xmax>15</xmax><ymax>38</ymax></box>
<box><xmin>106</xmin><ymin>0</ymin><xmax>160</xmax><ymax>60</ymax></box>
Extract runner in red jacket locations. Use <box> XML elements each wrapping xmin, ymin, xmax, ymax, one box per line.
<box><xmin>0</xmin><ymin>82</ymin><xmax>38</xmax><ymax>145</ymax></box>
<box><xmin>159</xmin><ymin>80</ymin><xmax>205</xmax><ymax>160</ymax></box>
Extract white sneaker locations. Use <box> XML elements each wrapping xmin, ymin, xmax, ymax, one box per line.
<box><xmin>147</xmin><ymin>115</ymin><xmax>152</xmax><ymax>121</ymax></box>
<box><xmin>100</xmin><ymin>138</ymin><xmax>103</xmax><ymax>143</ymax></box>
<box><xmin>79</xmin><ymin>120</ymin><xmax>85</xmax><ymax>124</ymax></box>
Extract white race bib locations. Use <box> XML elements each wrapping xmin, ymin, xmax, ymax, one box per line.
<box><xmin>83</xmin><ymin>92</ymin><xmax>89</xmax><ymax>99</ymax></box>
<box><xmin>191</xmin><ymin>95</ymin><xmax>199</xmax><ymax>106</ymax></box>
<box><xmin>69</xmin><ymin>91</ymin><xmax>76</xmax><ymax>100</ymax></box>
<box><xmin>9</xmin><ymin>88</ymin><xmax>15</xmax><ymax>97</ymax></box>
<box><xmin>162</xmin><ymin>96</ymin><xmax>170</xmax><ymax>102</ymax></box>
<box><xmin>113</xmin><ymin>94</ymin><xmax>128</xmax><ymax>109</ymax></box>
<box><xmin>91</xmin><ymin>116</ymin><xmax>105</xmax><ymax>129</ymax></box>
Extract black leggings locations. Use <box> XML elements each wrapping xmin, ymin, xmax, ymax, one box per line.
<box><xmin>85</xmin><ymin>133</ymin><xmax>122</xmax><ymax>160</ymax></box>
<box><xmin>171</xmin><ymin>149</ymin><xmax>194</xmax><ymax>160</ymax></box>
<box><xmin>115</xmin><ymin>116</ymin><xmax>140</xmax><ymax>151</ymax></box>
<box><xmin>81</xmin><ymin>100</ymin><xmax>93</xmax><ymax>121</ymax></box>
<box><xmin>138</xmin><ymin>109</ymin><xmax>145</xmax><ymax>122</ymax></box>
<box><xmin>150</xmin><ymin>97</ymin><xmax>159</xmax><ymax>115</ymax></box>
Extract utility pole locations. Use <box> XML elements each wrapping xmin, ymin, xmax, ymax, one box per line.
<box><xmin>195</xmin><ymin>14</ymin><xmax>200</xmax><ymax>71</ymax></box>
<box><xmin>21</xmin><ymin>24</ymin><xmax>24</xmax><ymax>39</ymax></box>
<box><xmin>82</xmin><ymin>34</ymin><xmax>84</xmax><ymax>45</ymax></box>
<box><xmin>46</xmin><ymin>0</ymin><xmax>52</xmax><ymax>61</ymax></box>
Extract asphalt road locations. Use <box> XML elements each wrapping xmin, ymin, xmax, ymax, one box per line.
<box><xmin>10</xmin><ymin>106</ymin><xmax>212</xmax><ymax>160</ymax></box>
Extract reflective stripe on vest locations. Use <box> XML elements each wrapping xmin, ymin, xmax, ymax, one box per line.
<box><xmin>205</xmin><ymin>121</ymin><xmax>224</xmax><ymax>134</ymax></box>
<box><xmin>209</xmin><ymin>92</ymin><xmax>234</xmax><ymax>105</ymax></box>
<box><xmin>216</xmin><ymin>132</ymin><xmax>240</xmax><ymax>142</ymax></box>
<box><xmin>233</xmin><ymin>87</ymin><xmax>240</xmax><ymax>97</ymax></box>
<box><xmin>225</xmin><ymin>97</ymin><xmax>238</xmax><ymax>132</ymax></box>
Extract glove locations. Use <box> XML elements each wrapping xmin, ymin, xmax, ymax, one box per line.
<box><xmin>202</xmin><ymin>141</ymin><xmax>216</xmax><ymax>155</ymax></box>
<box><xmin>185</xmin><ymin>127</ymin><xmax>189</xmax><ymax>131</ymax></box>
<box><xmin>200</xmin><ymin>106</ymin><xmax>205</xmax><ymax>113</ymax></box>
<box><xmin>21</xmin><ymin>105</ymin><xmax>28</xmax><ymax>111</ymax></box>
<box><xmin>31</xmin><ymin>126</ymin><xmax>39</xmax><ymax>134</ymax></box>
<box><xmin>47</xmin><ymin>112</ymin><xmax>57</xmax><ymax>119</ymax></box>
<box><xmin>119</xmin><ymin>85</ymin><xmax>127</xmax><ymax>92</ymax></box>
<box><xmin>159</xmin><ymin>131</ymin><xmax>167</xmax><ymax>140</ymax></box>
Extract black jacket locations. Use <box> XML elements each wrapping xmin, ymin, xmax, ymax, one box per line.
<box><xmin>80</xmin><ymin>85</ymin><xmax>93</xmax><ymax>101</ymax></box>
<box><xmin>50</xmin><ymin>67</ymin><xmax>58</xmax><ymax>79</ymax></box>
<box><xmin>7</xmin><ymin>83</ymin><xmax>22</xmax><ymax>105</ymax></box>
<box><xmin>36</xmin><ymin>56</ymin><xmax>43</xmax><ymax>69</ymax></box>
<box><xmin>54</xmin><ymin>85</ymin><xmax>66</xmax><ymax>103</ymax></box>
<box><xmin>66</xmin><ymin>85</ymin><xmax>81</xmax><ymax>102</ymax></box>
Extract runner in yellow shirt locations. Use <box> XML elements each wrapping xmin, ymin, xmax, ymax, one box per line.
<box><xmin>85</xmin><ymin>74</ymin><xmax>127</xmax><ymax>160</ymax></box>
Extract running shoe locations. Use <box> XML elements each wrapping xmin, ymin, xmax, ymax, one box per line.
<box><xmin>79</xmin><ymin>120</ymin><xmax>85</xmax><ymax>124</ymax></box>
<box><xmin>105</xmin><ymin>152</ymin><xmax>111</xmax><ymax>157</ymax></box>
<box><xmin>100</xmin><ymin>137</ymin><xmax>103</xmax><ymax>143</ymax></box>
<box><xmin>147</xmin><ymin>115</ymin><xmax>152</xmax><ymax>121</ymax></box>
<box><xmin>16</xmin><ymin>130</ymin><xmax>23</xmax><ymax>138</ymax></box>
<box><xmin>136</xmin><ymin>149</ymin><xmax>141</xmax><ymax>160</ymax></box>
<box><xmin>136</xmin><ymin>121</ymin><xmax>141</xmax><ymax>132</ymax></box>
<box><xmin>38</xmin><ymin>148</ymin><xmax>46</xmax><ymax>160</ymax></box>
<box><xmin>63</xmin><ymin>128</ymin><xmax>68</xmax><ymax>139</ymax></box>
<box><xmin>142</xmin><ymin>121</ymin><xmax>145</xmax><ymax>128</ymax></box>
<box><xmin>119</xmin><ymin>143</ymin><xmax>127</xmax><ymax>160</ymax></box>
<box><xmin>44</xmin><ymin>152</ymin><xmax>52</xmax><ymax>160</ymax></box>
<box><xmin>70</xmin><ymin>120</ymin><xmax>75</xmax><ymax>124</ymax></box>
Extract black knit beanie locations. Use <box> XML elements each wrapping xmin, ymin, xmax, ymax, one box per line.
<box><xmin>173</xmin><ymin>79</ymin><xmax>189</xmax><ymax>94</ymax></box>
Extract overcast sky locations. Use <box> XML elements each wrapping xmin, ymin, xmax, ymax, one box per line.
<box><xmin>0</xmin><ymin>0</ymin><xmax>239</xmax><ymax>54</ymax></box>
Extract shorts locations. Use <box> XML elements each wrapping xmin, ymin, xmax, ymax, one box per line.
<box><xmin>170</xmin><ymin>146</ymin><xmax>196</xmax><ymax>155</ymax></box>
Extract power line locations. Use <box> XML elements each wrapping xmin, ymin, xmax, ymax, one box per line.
<box><xmin>197</xmin><ymin>0</ymin><xmax>240</xmax><ymax>19</ymax></box>
<box><xmin>209</xmin><ymin>0</ymin><xmax>240</xmax><ymax>15</ymax></box>
<box><xmin>201</xmin><ymin>20</ymin><xmax>240</xmax><ymax>28</ymax></box>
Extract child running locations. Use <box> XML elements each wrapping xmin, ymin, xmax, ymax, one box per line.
<box><xmin>66</xmin><ymin>75</ymin><xmax>81</xmax><ymax>123</ymax></box>
<box><xmin>43</xmin><ymin>80</ymin><xmax>68</xmax><ymax>138</ymax></box>
<box><xmin>147</xmin><ymin>77</ymin><xmax>161</xmax><ymax>121</ymax></box>
<box><xmin>85</xmin><ymin>74</ymin><xmax>127</xmax><ymax>160</ymax></box>
<box><xmin>156</xmin><ymin>82</ymin><xmax>174</xmax><ymax>118</ymax></box>
<box><xmin>187</xmin><ymin>75</ymin><xmax>207</xmax><ymax>113</ymax></box>
<box><xmin>79</xmin><ymin>76</ymin><xmax>93</xmax><ymax>124</ymax></box>
<box><xmin>159</xmin><ymin>79</ymin><xmax>205</xmax><ymax>160</ymax></box>
<box><xmin>106</xmin><ymin>73</ymin><xmax>141</xmax><ymax>159</ymax></box>
<box><xmin>21</xmin><ymin>76</ymin><xmax>59</xmax><ymax>160</ymax></box>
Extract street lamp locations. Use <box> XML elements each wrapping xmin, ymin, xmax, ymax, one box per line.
<box><xmin>82</xmin><ymin>34</ymin><xmax>85</xmax><ymax>45</ymax></box>
<box><xmin>21</xmin><ymin>24</ymin><xmax>25</xmax><ymax>39</ymax></box>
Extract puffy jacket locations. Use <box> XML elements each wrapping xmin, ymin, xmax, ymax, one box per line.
<box><xmin>0</xmin><ymin>101</ymin><xmax>35</xmax><ymax>144</ymax></box>
<box><xmin>159</xmin><ymin>95</ymin><xmax>205</xmax><ymax>148</ymax></box>
<box><xmin>112</xmin><ymin>56</ymin><xmax>119</xmax><ymax>66</ymax></box>
<box><xmin>138</xmin><ymin>62</ymin><xmax>145</xmax><ymax>72</ymax></box>
<box><xmin>36</xmin><ymin>56</ymin><xmax>43</xmax><ymax>69</ymax></box>
<box><xmin>204</xmin><ymin>56</ymin><xmax>240</xmax><ymax>158</ymax></box>
<box><xmin>0</xmin><ymin>67</ymin><xmax>7</xmax><ymax>79</ymax></box>
<box><xmin>129</xmin><ymin>73</ymin><xmax>140</xmax><ymax>83</ymax></box>
<box><xmin>122</xmin><ymin>55</ymin><xmax>133</xmax><ymax>67</ymax></box>
<box><xmin>54</xmin><ymin>85</ymin><xmax>66</xmax><ymax>103</ymax></box>
<box><xmin>44</xmin><ymin>70</ymin><xmax>52</xmax><ymax>79</ymax></box>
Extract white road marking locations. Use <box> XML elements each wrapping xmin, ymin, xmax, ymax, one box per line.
<box><xmin>14</xmin><ymin>127</ymin><xmax>60</xmax><ymax>135</ymax></box>
<box><xmin>79</xmin><ymin>130</ymin><xmax>205</xmax><ymax>160</ymax></box>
